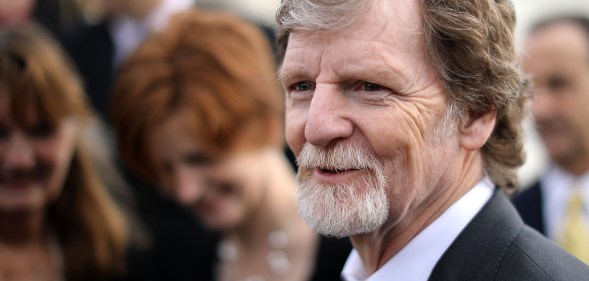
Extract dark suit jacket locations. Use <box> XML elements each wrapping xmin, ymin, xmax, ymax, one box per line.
<box><xmin>310</xmin><ymin>236</ymin><xmax>352</xmax><ymax>281</ymax></box>
<box><xmin>512</xmin><ymin>181</ymin><xmax>546</xmax><ymax>235</ymax></box>
<box><xmin>429</xmin><ymin>189</ymin><xmax>589</xmax><ymax>280</ymax></box>
<box><xmin>64</xmin><ymin>21</ymin><xmax>114</xmax><ymax>120</ymax></box>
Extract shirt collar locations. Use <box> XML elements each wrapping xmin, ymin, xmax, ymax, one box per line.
<box><xmin>541</xmin><ymin>165</ymin><xmax>589</xmax><ymax>238</ymax></box>
<box><xmin>341</xmin><ymin>178</ymin><xmax>494</xmax><ymax>281</ymax></box>
<box><xmin>110</xmin><ymin>0</ymin><xmax>195</xmax><ymax>67</ymax></box>
<box><xmin>145</xmin><ymin>0</ymin><xmax>195</xmax><ymax>32</ymax></box>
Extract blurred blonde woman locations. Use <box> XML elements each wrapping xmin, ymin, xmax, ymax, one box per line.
<box><xmin>0</xmin><ymin>24</ymin><xmax>128</xmax><ymax>281</ymax></box>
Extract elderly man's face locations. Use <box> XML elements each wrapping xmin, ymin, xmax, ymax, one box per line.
<box><xmin>281</xmin><ymin>0</ymin><xmax>462</xmax><ymax>237</ymax></box>
<box><xmin>524</xmin><ymin>22</ymin><xmax>589</xmax><ymax>172</ymax></box>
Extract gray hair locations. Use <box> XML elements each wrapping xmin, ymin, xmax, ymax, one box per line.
<box><xmin>276</xmin><ymin>0</ymin><xmax>528</xmax><ymax>192</ymax></box>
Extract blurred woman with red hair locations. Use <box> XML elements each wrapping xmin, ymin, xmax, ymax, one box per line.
<box><xmin>111</xmin><ymin>9</ymin><xmax>351</xmax><ymax>281</ymax></box>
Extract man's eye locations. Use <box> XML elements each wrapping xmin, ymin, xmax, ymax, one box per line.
<box><xmin>546</xmin><ymin>76</ymin><xmax>569</xmax><ymax>92</ymax></box>
<box><xmin>360</xmin><ymin>82</ymin><xmax>383</xmax><ymax>92</ymax></box>
<box><xmin>291</xmin><ymin>82</ymin><xmax>315</xmax><ymax>92</ymax></box>
<box><xmin>184</xmin><ymin>153</ymin><xmax>213</xmax><ymax>167</ymax></box>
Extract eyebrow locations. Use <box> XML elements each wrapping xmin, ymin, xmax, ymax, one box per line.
<box><xmin>277</xmin><ymin>64</ymin><xmax>305</xmax><ymax>86</ymax></box>
<box><xmin>341</xmin><ymin>65</ymin><xmax>407</xmax><ymax>85</ymax></box>
<box><xmin>279</xmin><ymin>66</ymin><xmax>408</xmax><ymax>91</ymax></box>
<box><xmin>277</xmin><ymin>52</ymin><xmax>410</xmax><ymax>91</ymax></box>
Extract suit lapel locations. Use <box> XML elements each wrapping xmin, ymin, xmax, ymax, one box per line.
<box><xmin>428</xmin><ymin>190</ymin><xmax>524</xmax><ymax>281</ymax></box>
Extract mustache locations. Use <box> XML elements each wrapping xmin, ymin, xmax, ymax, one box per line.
<box><xmin>0</xmin><ymin>165</ymin><xmax>49</xmax><ymax>183</ymax></box>
<box><xmin>297</xmin><ymin>143</ymin><xmax>382</xmax><ymax>171</ymax></box>
<box><xmin>534</xmin><ymin>117</ymin><xmax>569</xmax><ymax>133</ymax></box>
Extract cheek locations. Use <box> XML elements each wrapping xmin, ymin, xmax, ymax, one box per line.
<box><xmin>36</xmin><ymin>136</ymin><xmax>77</xmax><ymax>192</ymax></box>
<box><xmin>572</xmin><ymin>90</ymin><xmax>589</xmax><ymax>122</ymax></box>
<box><xmin>233</xmin><ymin>171</ymin><xmax>267</xmax><ymax>220</ymax></box>
<box><xmin>369</xmin><ymin>111</ymin><xmax>430</xmax><ymax>173</ymax></box>
<box><xmin>200</xmin><ymin>188</ymin><xmax>248</xmax><ymax>229</ymax></box>
<box><xmin>35</xmin><ymin>141</ymin><xmax>70</xmax><ymax>169</ymax></box>
<box><xmin>363</xmin><ymin>110</ymin><xmax>439</xmax><ymax>215</ymax></box>
<box><xmin>285</xmin><ymin>109</ymin><xmax>306</xmax><ymax>156</ymax></box>
<box><xmin>229</xmin><ymin>174</ymin><xmax>262</xmax><ymax>210</ymax></box>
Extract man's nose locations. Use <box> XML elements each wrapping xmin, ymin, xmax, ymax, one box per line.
<box><xmin>171</xmin><ymin>167</ymin><xmax>206</xmax><ymax>206</ymax></box>
<box><xmin>3</xmin><ymin>133</ymin><xmax>35</xmax><ymax>170</ymax></box>
<box><xmin>304</xmin><ymin>84</ymin><xmax>353</xmax><ymax>147</ymax></box>
<box><xmin>532</xmin><ymin>89</ymin><xmax>555</xmax><ymax>120</ymax></box>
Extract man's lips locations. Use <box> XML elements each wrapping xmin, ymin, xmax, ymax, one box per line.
<box><xmin>311</xmin><ymin>167</ymin><xmax>363</xmax><ymax>184</ymax></box>
<box><xmin>537</xmin><ymin>126</ymin><xmax>568</xmax><ymax>143</ymax></box>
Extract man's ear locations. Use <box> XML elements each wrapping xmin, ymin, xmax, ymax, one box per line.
<box><xmin>458</xmin><ymin>109</ymin><xmax>497</xmax><ymax>151</ymax></box>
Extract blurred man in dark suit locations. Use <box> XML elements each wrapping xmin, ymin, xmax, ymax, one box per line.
<box><xmin>513</xmin><ymin>15</ymin><xmax>589</xmax><ymax>264</ymax></box>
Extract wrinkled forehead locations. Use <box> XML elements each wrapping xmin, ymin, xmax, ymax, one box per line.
<box><xmin>281</xmin><ymin>0</ymin><xmax>429</xmax><ymax>86</ymax></box>
<box><xmin>286</xmin><ymin>0</ymin><xmax>423</xmax><ymax>44</ymax></box>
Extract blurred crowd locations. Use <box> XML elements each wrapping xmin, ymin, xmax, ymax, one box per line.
<box><xmin>0</xmin><ymin>0</ymin><xmax>588</xmax><ymax>281</ymax></box>
<box><xmin>0</xmin><ymin>1</ymin><xmax>349</xmax><ymax>280</ymax></box>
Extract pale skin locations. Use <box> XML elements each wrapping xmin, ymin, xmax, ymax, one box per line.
<box><xmin>0</xmin><ymin>93</ymin><xmax>79</xmax><ymax>280</ymax></box>
<box><xmin>524</xmin><ymin>21</ymin><xmax>589</xmax><ymax>176</ymax></box>
<box><xmin>280</xmin><ymin>0</ymin><xmax>496</xmax><ymax>274</ymax></box>
<box><xmin>0</xmin><ymin>0</ymin><xmax>35</xmax><ymax>25</ymax></box>
<box><xmin>207</xmin><ymin>150</ymin><xmax>318</xmax><ymax>281</ymax></box>
<box><xmin>150</xmin><ymin>112</ymin><xmax>318</xmax><ymax>281</ymax></box>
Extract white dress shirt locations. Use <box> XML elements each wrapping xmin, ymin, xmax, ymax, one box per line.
<box><xmin>341</xmin><ymin>178</ymin><xmax>495</xmax><ymax>281</ymax></box>
<box><xmin>540</xmin><ymin>165</ymin><xmax>589</xmax><ymax>240</ymax></box>
<box><xmin>110</xmin><ymin>0</ymin><xmax>195</xmax><ymax>67</ymax></box>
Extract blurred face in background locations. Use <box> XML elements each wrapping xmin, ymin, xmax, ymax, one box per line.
<box><xmin>102</xmin><ymin>0</ymin><xmax>160</xmax><ymax>17</ymax></box>
<box><xmin>524</xmin><ymin>21</ymin><xmax>589</xmax><ymax>172</ymax></box>
<box><xmin>199</xmin><ymin>151</ymin><xmax>269</xmax><ymax>230</ymax></box>
<box><xmin>0</xmin><ymin>88</ymin><xmax>78</xmax><ymax>213</ymax></box>
<box><xmin>150</xmin><ymin>110</ymin><xmax>209</xmax><ymax>212</ymax></box>
<box><xmin>150</xmin><ymin>109</ymin><xmax>268</xmax><ymax>230</ymax></box>
<box><xmin>0</xmin><ymin>0</ymin><xmax>35</xmax><ymax>26</ymax></box>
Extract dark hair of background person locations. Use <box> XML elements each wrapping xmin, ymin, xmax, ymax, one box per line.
<box><xmin>531</xmin><ymin>15</ymin><xmax>589</xmax><ymax>44</ymax></box>
<box><xmin>0</xmin><ymin>23</ymin><xmax>128</xmax><ymax>281</ymax></box>
<box><xmin>111</xmin><ymin>8</ymin><xmax>283</xmax><ymax>184</ymax></box>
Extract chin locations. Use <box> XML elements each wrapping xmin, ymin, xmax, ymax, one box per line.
<box><xmin>0</xmin><ymin>200</ymin><xmax>46</xmax><ymax>214</ymax></box>
<box><xmin>0</xmin><ymin>189</ymin><xmax>48</xmax><ymax>213</ymax></box>
<box><xmin>197</xmin><ymin>213</ymin><xmax>237</xmax><ymax>231</ymax></box>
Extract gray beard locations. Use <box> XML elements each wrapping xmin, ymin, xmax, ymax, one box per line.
<box><xmin>297</xmin><ymin>171</ymin><xmax>389</xmax><ymax>238</ymax></box>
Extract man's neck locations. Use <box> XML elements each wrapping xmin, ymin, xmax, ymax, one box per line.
<box><xmin>349</xmin><ymin>153</ymin><xmax>484</xmax><ymax>274</ymax></box>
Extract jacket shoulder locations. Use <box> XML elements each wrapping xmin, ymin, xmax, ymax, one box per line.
<box><xmin>496</xmin><ymin>226</ymin><xmax>589</xmax><ymax>281</ymax></box>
